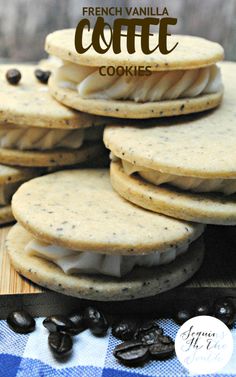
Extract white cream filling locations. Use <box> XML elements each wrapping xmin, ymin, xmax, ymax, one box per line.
<box><xmin>121</xmin><ymin>159</ymin><xmax>236</xmax><ymax>195</ymax></box>
<box><xmin>0</xmin><ymin>181</ymin><xmax>24</xmax><ymax>205</ymax></box>
<box><xmin>55</xmin><ymin>62</ymin><xmax>222</xmax><ymax>103</ymax></box>
<box><xmin>0</xmin><ymin>126</ymin><xmax>103</xmax><ymax>151</ymax></box>
<box><xmin>26</xmin><ymin>237</ymin><xmax>195</xmax><ymax>278</ymax></box>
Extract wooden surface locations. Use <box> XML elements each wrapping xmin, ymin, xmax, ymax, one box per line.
<box><xmin>0</xmin><ymin>224</ymin><xmax>236</xmax><ymax>318</ymax></box>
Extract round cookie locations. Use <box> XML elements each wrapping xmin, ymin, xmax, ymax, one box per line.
<box><xmin>46</xmin><ymin>29</ymin><xmax>223</xmax><ymax>119</ymax></box>
<box><xmin>9</xmin><ymin>169</ymin><xmax>204</xmax><ymax>300</ymax></box>
<box><xmin>49</xmin><ymin>76</ymin><xmax>222</xmax><ymax>120</ymax></box>
<box><xmin>46</xmin><ymin>29</ymin><xmax>223</xmax><ymax>70</ymax></box>
<box><xmin>6</xmin><ymin>224</ymin><xmax>204</xmax><ymax>301</ymax></box>
<box><xmin>104</xmin><ymin>62</ymin><xmax>236</xmax><ymax>224</ymax></box>
<box><xmin>12</xmin><ymin>169</ymin><xmax>204</xmax><ymax>254</ymax></box>
<box><xmin>0</xmin><ymin>142</ymin><xmax>105</xmax><ymax>167</ymax></box>
<box><xmin>0</xmin><ymin>64</ymin><xmax>105</xmax><ymax>129</ymax></box>
<box><xmin>0</xmin><ymin>64</ymin><xmax>108</xmax><ymax>167</ymax></box>
<box><xmin>110</xmin><ymin>161</ymin><xmax>236</xmax><ymax>225</ymax></box>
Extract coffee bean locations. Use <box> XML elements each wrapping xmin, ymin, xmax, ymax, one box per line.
<box><xmin>43</xmin><ymin>315</ymin><xmax>76</xmax><ymax>335</ymax></box>
<box><xmin>112</xmin><ymin>319</ymin><xmax>138</xmax><ymax>341</ymax></box>
<box><xmin>7</xmin><ymin>310</ymin><xmax>35</xmax><ymax>334</ymax></box>
<box><xmin>195</xmin><ymin>303</ymin><xmax>211</xmax><ymax>316</ymax></box>
<box><xmin>68</xmin><ymin>312</ymin><xmax>87</xmax><ymax>334</ymax></box>
<box><xmin>158</xmin><ymin>335</ymin><xmax>174</xmax><ymax>345</ymax></box>
<box><xmin>213</xmin><ymin>298</ymin><xmax>235</xmax><ymax>327</ymax></box>
<box><xmin>134</xmin><ymin>320</ymin><xmax>163</xmax><ymax>345</ymax></box>
<box><xmin>175</xmin><ymin>309</ymin><xmax>192</xmax><ymax>325</ymax></box>
<box><xmin>149</xmin><ymin>341</ymin><xmax>174</xmax><ymax>360</ymax></box>
<box><xmin>34</xmin><ymin>69</ymin><xmax>51</xmax><ymax>84</ymax></box>
<box><xmin>113</xmin><ymin>340</ymin><xmax>149</xmax><ymax>366</ymax></box>
<box><xmin>135</xmin><ymin>327</ymin><xmax>163</xmax><ymax>345</ymax></box>
<box><xmin>48</xmin><ymin>332</ymin><xmax>72</xmax><ymax>357</ymax></box>
<box><xmin>84</xmin><ymin>306</ymin><xmax>108</xmax><ymax>336</ymax></box>
<box><xmin>6</xmin><ymin>69</ymin><xmax>21</xmax><ymax>85</ymax></box>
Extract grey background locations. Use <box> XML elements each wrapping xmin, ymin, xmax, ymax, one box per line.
<box><xmin>0</xmin><ymin>0</ymin><xmax>235</xmax><ymax>62</ymax></box>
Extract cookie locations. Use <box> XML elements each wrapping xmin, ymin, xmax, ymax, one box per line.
<box><xmin>0</xmin><ymin>64</ymin><xmax>105</xmax><ymax>129</ymax></box>
<box><xmin>110</xmin><ymin>161</ymin><xmax>236</xmax><ymax>225</ymax></box>
<box><xmin>0</xmin><ymin>64</ymin><xmax>108</xmax><ymax>167</ymax></box>
<box><xmin>46</xmin><ymin>29</ymin><xmax>223</xmax><ymax>118</ymax></box>
<box><xmin>6</xmin><ymin>224</ymin><xmax>204</xmax><ymax>301</ymax></box>
<box><xmin>0</xmin><ymin>164</ymin><xmax>40</xmax><ymax>225</ymax></box>
<box><xmin>8</xmin><ymin>169</ymin><xmax>204</xmax><ymax>300</ymax></box>
<box><xmin>0</xmin><ymin>142</ymin><xmax>105</xmax><ymax>167</ymax></box>
<box><xmin>104</xmin><ymin>62</ymin><xmax>236</xmax><ymax>224</ymax></box>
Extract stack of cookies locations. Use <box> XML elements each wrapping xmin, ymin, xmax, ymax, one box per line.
<box><xmin>0</xmin><ymin>64</ymin><xmax>107</xmax><ymax>224</ymax></box>
<box><xmin>6</xmin><ymin>30</ymin><xmax>236</xmax><ymax>302</ymax></box>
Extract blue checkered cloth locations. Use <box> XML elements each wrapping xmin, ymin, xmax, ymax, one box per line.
<box><xmin>0</xmin><ymin>318</ymin><xmax>235</xmax><ymax>377</ymax></box>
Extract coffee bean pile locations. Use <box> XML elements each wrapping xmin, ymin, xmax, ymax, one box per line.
<box><xmin>174</xmin><ymin>297</ymin><xmax>235</xmax><ymax>327</ymax></box>
<box><xmin>5</xmin><ymin>297</ymin><xmax>235</xmax><ymax>366</ymax></box>
<box><xmin>112</xmin><ymin>319</ymin><xmax>174</xmax><ymax>366</ymax></box>
<box><xmin>43</xmin><ymin>306</ymin><xmax>109</xmax><ymax>357</ymax></box>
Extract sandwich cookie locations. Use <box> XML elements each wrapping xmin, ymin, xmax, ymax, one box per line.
<box><xmin>0</xmin><ymin>164</ymin><xmax>40</xmax><ymax>225</ymax></box>
<box><xmin>46</xmin><ymin>29</ymin><xmax>223</xmax><ymax>119</ymax></box>
<box><xmin>0</xmin><ymin>64</ymin><xmax>106</xmax><ymax>167</ymax></box>
<box><xmin>7</xmin><ymin>170</ymin><xmax>204</xmax><ymax>300</ymax></box>
<box><xmin>104</xmin><ymin>62</ymin><xmax>236</xmax><ymax>225</ymax></box>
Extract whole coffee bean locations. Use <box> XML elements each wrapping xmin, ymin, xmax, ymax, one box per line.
<box><xmin>112</xmin><ymin>319</ymin><xmax>138</xmax><ymax>341</ymax></box>
<box><xmin>7</xmin><ymin>310</ymin><xmax>35</xmax><ymax>334</ymax></box>
<box><xmin>149</xmin><ymin>341</ymin><xmax>174</xmax><ymax>360</ymax></box>
<box><xmin>68</xmin><ymin>312</ymin><xmax>87</xmax><ymax>334</ymax></box>
<box><xmin>158</xmin><ymin>335</ymin><xmax>174</xmax><ymax>345</ymax></box>
<box><xmin>84</xmin><ymin>306</ymin><xmax>108</xmax><ymax>336</ymax></box>
<box><xmin>135</xmin><ymin>327</ymin><xmax>163</xmax><ymax>345</ymax></box>
<box><xmin>134</xmin><ymin>320</ymin><xmax>163</xmax><ymax>345</ymax></box>
<box><xmin>213</xmin><ymin>298</ymin><xmax>235</xmax><ymax>327</ymax></box>
<box><xmin>175</xmin><ymin>309</ymin><xmax>192</xmax><ymax>325</ymax></box>
<box><xmin>34</xmin><ymin>69</ymin><xmax>51</xmax><ymax>84</ymax></box>
<box><xmin>6</xmin><ymin>69</ymin><xmax>21</xmax><ymax>85</ymax></box>
<box><xmin>195</xmin><ymin>303</ymin><xmax>211</xmax><ymax>316</ymax></box>
<box><xmin>48</xmin><ymin>332</ymin><xmax>72</xmax><ymax>357</ymax></box>
<box><xmin>43</xmin><ymin>315</ymin><xmax>75</xmax><ymax>335</ymax></box>
<box><xmin>113</xmin><ymin>340</ymin><xmax>149</xmax><ymax>366</ymax></box>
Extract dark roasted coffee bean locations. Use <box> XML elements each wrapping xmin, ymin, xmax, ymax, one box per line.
<box><xmin>6</xmin><ymin>69</ymin><xmax>21</xmax><ymax>85</ymax></box>
<box><xmin>213</xmin><ymin>298</ymin><xmax>235</xmax><ymax>327</ymax></box>
<box><xmin>68</xmin><ymin>312</ymin><xmax>87</xmax><ymax>334</ymax></box>
<box><xmin>84</xmin><ymin>306</ymin><xmax>108</xmax><ymax>336</ymax></box>
<box><xmin>43</xmin><ymin>315</ymin><xmax>75</xmax><ymax>335</ymax></box>
<box><xmin>158</xmin><ymin>335</ymin><xmax>174</xmax><ymax>345</ymax></box>
<box><xmin>7</xmin><ymin>310</ymin><xmax>35</xmax><ymax>334</ymax></box>
<box><xmin>48</xmin><ymin>332</ymin><xmax>72</xmax><ymax>357</ymax></box>
<box><xmin>135</xmin><ymin>327</ymin><xmax>163</xmax><ymax>345</ymax></box>
<box><xmin>195</xmin><ymin>303</ymin><xmax>211</xmax><ymax>316</ymax></box>
<box><xmin>113</xmin><ymin>340</ymin><xmax>149</xmax><ymax>366</ymax></box>
<box><xmin>149</xmin><ymin>341</ymin><xmax>174</xmax><ymax>360</ymax></box>
<box><xmin>112</xmin><ymin>319</ymin><xmax>138</xmax><ymax>341</ymax></box>
<box><xmin>175</xmin><ymin>309</ymin><xmax>192</xmax><ymax>325</ymax></box>
<box><xmin>34</xmin><ymin>69</ymin><xmax>51</xmax><ymax>84</ymax></box>
<box><xmin>134</xmin><ymin>320</ymin><xmax>163</xmax><ymax>345</ymax></box>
